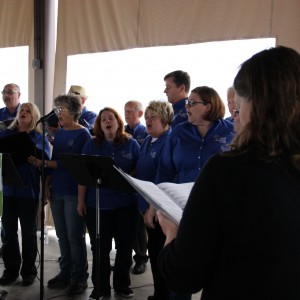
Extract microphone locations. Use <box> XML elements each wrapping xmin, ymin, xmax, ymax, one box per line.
<box><xmin>37</xmin><ymin>108</ymin><xmax>59</xmax><ymax>124</ymax></box>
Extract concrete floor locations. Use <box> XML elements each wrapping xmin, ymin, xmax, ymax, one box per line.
<box><xmin>0</xmin><ymin>227</ymin><xmax>201</xmax><ymax>300</ymax></box>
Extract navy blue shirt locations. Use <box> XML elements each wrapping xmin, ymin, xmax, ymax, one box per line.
<box><xmin>155</xmin><ymin>119</ymin><xmax>235</xmax><ymax>184</ymax></box>
<box><xmin>172</xmin><ymin>98</ymin><xmax>188</xmax><ymax>128</ymax></box>
<box><xmin>136</xmin><ymin>129</ymin><xmax>171</xmax><ymax>212</ymax></box>
<box><xmin>225</xmin><ymin>116</ymin><xmax>234</xmax><ymax>123</ymax></box>
<box><xmin>125</xmin><ymin>122</ymin><xmax>148</xmax><ymax>145</ymax></box>
<box><xmin>51</xmin><ymin>127</ymin><xmax>92</xmax><ymax>195</ymax></box>
<box><xmin>79</xmin><ymin>107</ymin><xmax>97</xmax><ymax>129</ymax></box>
<box><xmin>0</xmin><ymin>103</ymin><xmax>20</xmax><ymax>129</ymax></box>
<box><xmin>81</xmin><ymin>138</ymin><xmax>140</xmax><ymax>210</ymax></box>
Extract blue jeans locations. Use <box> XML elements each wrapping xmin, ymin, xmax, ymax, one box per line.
<box><xmin>50</xmin><ymin>194</ymin><xmax>88</xmax><ymax>284</ymax></box>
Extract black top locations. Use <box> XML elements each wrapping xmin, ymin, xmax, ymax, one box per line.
<box><xmin>158</xmin><ymin>153</ymin><xmax>300</xmax><ymax>300</ymax></box>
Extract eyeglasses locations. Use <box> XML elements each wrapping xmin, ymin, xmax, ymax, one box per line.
<box><xmin>185</xmin><ymin>99</ymin><xmax>206</xmax><ymax>107</ymax></box>
<box><xmin>1</xmin><ymin>90</ymin><xmax>18</xmax><ymax>95</ymax></box>
<box><xmin>55</xmin><ymin>107</ymin><xmax>69</xmax><ymax>114</ymax></box>
<box><xmin>233</xmin><ymin>109</ymin><xmax>239</xmax><ymax>117</ymax></box>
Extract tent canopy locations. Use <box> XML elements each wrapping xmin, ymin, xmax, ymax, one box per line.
<box><xmin>0</xmin><ymin>0</ymin><xmax>299</xmax><ymax>109</ymax></box>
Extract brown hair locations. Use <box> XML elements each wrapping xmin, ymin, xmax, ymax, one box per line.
<box><xmin>93</xmin><ymin>107</ymin><xmax>131</xmax><ymax>146</ymax></box>
<box><xmin>191</xmin><ymin>86</ymin><xmax>225</xmax><ymax>121</ymax></box>
<box><xmin>232</xmin><ymin>46</ymin><xmax>300</xmax><ymax>170</ymax></box>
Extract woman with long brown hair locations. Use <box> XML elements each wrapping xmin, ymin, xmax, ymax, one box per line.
<box><xmin>78</xmin><ymin>107</ymin><xmax>140</xmax><ymax>299</ymax></box>
<box><xmin>157</xmin><ymin>46</ymin><xmax>300</xmax><ymax>299</ymax></box>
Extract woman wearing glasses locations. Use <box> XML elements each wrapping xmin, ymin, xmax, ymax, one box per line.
<box><xmin>145</xmin><ymin>87</ymin><xmax>234</xmax><ymax>300</ymax></box>
<box><xmin>29</xmin><ymin>94</ymin><xmax>92</xmax><ymax>295</ymax></box>
<box><xmin>155</xmin><ymin>86</ymin><xmax>235</xmax><ymax>184</ymax></box>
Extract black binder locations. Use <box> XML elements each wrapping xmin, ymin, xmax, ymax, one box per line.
<box><xmin>58</xmin><ymin>153</ymin><xmax>134</xmax><ymax>193</ymax></box>
<box><xmin>0</xmin><ymin>131</ymin><xmax>48</xmax><ymax>166</ymax></box>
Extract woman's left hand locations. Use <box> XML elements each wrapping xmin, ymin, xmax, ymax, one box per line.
<box><xmin>156</xmin><ymin>210</ymin><xmax>179</xmax><ymax>244</ymax></box>
<box><xmin>28</xmin><ymin>155</ymin><xmax>42</xmax><ymax>167</ymax></box>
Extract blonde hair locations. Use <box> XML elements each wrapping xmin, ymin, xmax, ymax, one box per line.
<box><xmin>145</xmin><ymin>100</ymin><xmax>174</xmax><ymax>126</ymax></box>
<box><xmin>8</xmin><ymin>102</ymin><xmax>42</xmax><ymax>133</ymax></box>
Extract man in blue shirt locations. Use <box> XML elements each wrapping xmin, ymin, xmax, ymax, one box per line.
<box><xmin>225</xmin><ymin>86</ymin><xmax>236</xmax><ymax>123</ymax></box>
<box><xmin>0</xmin><ymin>83</ymin><xmax>21</xmax><ymax>129</ymax></box>
<box><xmin>124</xmin><ymin>100</ymin><xmax>148</xmax><ymax>145</ymax></box>
<box><xmin>68</xmin><ymin>85</ymin><xmax>97</xmax><ymax>132</ymax></box>
<box><xmin>124</xmin><ymin>100</ymin><xmax>148</xmax><ymax>275</ymax></box>
<box><xmin>164</xmin><ymin>70</ymin><xmax>190</xmax><ymax>128</ymax></box>
<box><xmin>0</xmin><ymin>83</ymin><xmax>21</xmax><ymax>257</ymax></box>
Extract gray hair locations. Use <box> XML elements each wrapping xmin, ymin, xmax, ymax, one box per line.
<box><xmin>125</xmin><ymin>100</ymin><xmax>144</xmax><ymax>112</ymax></box>
<box><xmin>53</xmin><ymin>94</ymin><xmax>82</xmax><ymax>121</ymax></box>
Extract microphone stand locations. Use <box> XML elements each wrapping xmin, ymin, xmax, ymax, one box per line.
<box><xmin>39</xmin><ymin>120</ymin><xmax>47</xmax><ymax>300</ymax></box>
<box><xmin>95</xmin><ymin>178</ymin><xmax>102</xmax><ymax>300</ymax></box>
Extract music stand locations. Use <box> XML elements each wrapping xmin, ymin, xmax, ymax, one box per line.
<box><xmin>0</xmin><ymin>132</ymin><xmax>48</xmax><ymax>167</ymax></box>
<box><xmin>59</xmin><ymin>153</ymin><xmax>134</xmax><ymax>300</ymax></box>
<box><xmin>2</xmin><ymin>153</ymin><xmax>26</xmax><ymax>188</ymax></box>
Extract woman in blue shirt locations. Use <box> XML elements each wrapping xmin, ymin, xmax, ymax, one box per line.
<box><xmin>156</xmin><ymin>86</ymin><xmax>235</xmax><ymax>184</ymax></box>
<box><xmin>0</xmin><ymin>102</ymin><xmax>50</xmax><ymax>286</ymax></box>
<box><xmin>136</xmin><ymin>100</ymin><xmax>174</xmax><ymax>300</ymax></box>
<box><xmin>30</xmin><ymin>94</ymin><xmax>92</xmax><ymax>295</ymax></box>
<box><xmin>78</xmin><ymin>107</ymin><xmax>140</xmax><ymax>299</ymax></box>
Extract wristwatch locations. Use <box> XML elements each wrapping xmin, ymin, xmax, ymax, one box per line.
<box><xmin>44</xmin><ymin>160</ymin><xmax>48</xmax><ymax>168</ymax></box>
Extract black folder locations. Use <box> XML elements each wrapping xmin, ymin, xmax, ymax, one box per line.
<box><xmin>0</xmin><ymin>131</ymin><xmax>48</xmax><ymax>166</ymax></box>
<box><xmin>59</xmin><ymin>153</ymin><xmax>135</xmax><ymax>193</ymax></box>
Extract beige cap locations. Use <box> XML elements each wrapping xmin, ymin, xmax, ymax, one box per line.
<box><xmin>68</xmin><ymin>85</ymin><xmax>88</xmax><ymax>99</ymax></box>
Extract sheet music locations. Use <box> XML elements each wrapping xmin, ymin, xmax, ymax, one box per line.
<box><xmin>114</xmin><ymin>166</ymin><xmax>193</xmax><ymax>224</ymax></box>
<box><xmin>157</xmin><ymin>182</ymin><xmax>193</xmax><ymax>209</ymax></box>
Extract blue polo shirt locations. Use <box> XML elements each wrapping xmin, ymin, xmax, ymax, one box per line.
<box><xmin>79</xmin><ymin>107</ymin><xmax>97</xmax><ymax>128</ymax></box>
<box><xmin>155</xmin><ymin>119</ymin><xmax>235</xmax><ymax>184</ymax></box>
<box><xmin>136</xmin><ymin>128</ymin><xmax>171</xmax><ymax>212</ymax></box>
<box><xmin>172</xmin><ymin>98</ymin><xmax>188</xmax><ymax>128</ymax></box>
<box><xmin>125</xmin><ymin>122</ymin><xmax>148</xmax><ymax>145</ymax></box>
<box><xmin>81</xmin><ymin>137</ymin><xmax>140</xmax><ymax>210</ymax></box>
<box><xmin>0</xmin><ymin>103</ymin><xmax>20</xmax><ymax>129</ymax></box>
<box><xmin>51</xmin><ymin>127</ymin><xmax>92</xmax><ymax>195</ymax></box>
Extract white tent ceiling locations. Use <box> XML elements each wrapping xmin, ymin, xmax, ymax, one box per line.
<box><xmin>0</xmin><ymin>0</ymin><xmax>299</xmax><ymax>110</ymax></box>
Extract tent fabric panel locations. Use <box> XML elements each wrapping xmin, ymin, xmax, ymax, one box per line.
<box><xmin>56</xmin><ymin>0</ymin><xmax>139</xmax><ymax>55</ymax></box>
<box><xmin>272</xmin><ymin>0</ymin><xmax>300</xmax><ymax>50</ymax></box>
<box><xmin>137</xmin><ymin>0</ymin><xmax>272</xmax><ymax>47</ymax></box>
<box><xmin>0</xmin><ymin>0</ymin><xmax>33</xmax><ymax>47</ymax></box>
